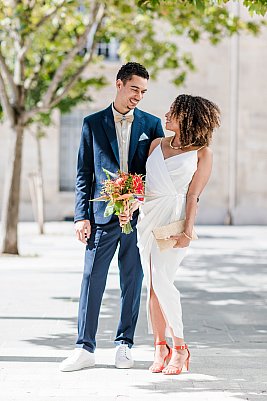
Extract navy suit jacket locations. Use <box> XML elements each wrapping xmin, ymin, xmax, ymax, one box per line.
<box><xmin>74</xmin><ymin>104</ymin><xmax>164</xmax><ymax>224</ymax></box>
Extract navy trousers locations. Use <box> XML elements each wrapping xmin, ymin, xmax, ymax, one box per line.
<box><xmin>76</xmin><ymin>213</ymin><xmax>143</xmax><ymax>353</ymax></box>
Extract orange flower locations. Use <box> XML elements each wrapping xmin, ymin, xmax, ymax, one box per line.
<box><xmin>92</xmin><ymin>169</ymin><xmax>145</xmax><ymax>234</ymax></box>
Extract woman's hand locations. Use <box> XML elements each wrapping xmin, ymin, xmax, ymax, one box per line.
<box><xmin>170</xmin><ymin>233</ymin><xmax>190</xmax><ymax>248</ymax></box>
<box><xmin>118</xmin><ymin>200</ymin><xmax>143</xmax><ymax>227</ymax></box>
<box><xmin>118</xmin><ymin>212</ymin><xmax>131</xmax><ymax>227</ymax></box>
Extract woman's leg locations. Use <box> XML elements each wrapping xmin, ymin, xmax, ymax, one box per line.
<box><xmin>149</xmin><ymin>284</ymin><xmax>170</xmax><ymax>371</ymax></box>
<box><xmin>149</xmin><ymin>285</ymin><xmax>166</xmax><ymax>343</ymax></box>
<box><xmin>151</xmin><ymin>245</ymin><xmax>186</xmax><ymax>340</ymax></box>
<box><xmin>149</xmin><ymin>244</ymin><xmax>189</xmax><ymax>373</ymax></box>
<box><xmin>162</xmin><ymin>328</ymin><xmax>189</xmax><ymax>374</ymax></box>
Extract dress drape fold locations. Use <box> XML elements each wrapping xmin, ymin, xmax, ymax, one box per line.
<box><xmin>137</xmin><ymin>142</ymin><xmax>198</xmax><ymax>338</ymax></box>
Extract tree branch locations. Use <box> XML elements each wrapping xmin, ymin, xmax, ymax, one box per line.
<box><xmin>22</xmin><ymin>54</ymin><xmax>92</xmax><ymax>120</ymax></box>
<box><xmin>35</xmin><ymin>1</ymin><xmax>66</xmax><ymax>29</ymax></box>
<box><xmin>49</xmin><ymin>5</ymin><xmax>105</xmax><ymax>109</ymax></box>
<box><xmin>0</xmin><ymin>71</ymin><xmax>15</xmax><ymax>125</ymax></box>
<box><xmin>23</xmin><ymin>55</ymin><xmax>44</xmax><ymax>90</ymax></box>
<box><xmin>24</xmin><ymin>21</ymin><xmax>63</xmax><ymax>91</ymax></box>
<box><xmin>49</xmin><ymin>54</ymin><xmax>94</xmax><ymax>108</ymax></box>
<box><xmin>22</xmin><ymin>2</ymin><xmax>106</xmax><ymax>124</ymax></box>
<box><xmin>0</xmin><ymin>50</ymin><xmax>19</xmax><ymax>104</ymax></box>
<box><xmin>22</xmin><ymin>0</ymin><xmax>67</xmax><ymax>56</ymax></box>
<box><xmin>41</xmin><ymin>1</ymin><xmax>105</xmax><ymax>108</ymax></box>
<box><xmin>28</xmin><ymin>0</ymin><xmax>37</xmax><ymax>10</ymax></box>
<box><xmin>22</xmin><ymin>4</ymin><xmax>105</xmax><ymax>124</ymax></box>
<box><xmin>13</xmin><ymin>1</ymin><xmax>67</xmax><ymax>87</ymax></box>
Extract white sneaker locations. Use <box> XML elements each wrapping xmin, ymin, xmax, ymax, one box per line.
<box><xmin>59</xmin><ymin>348</ymin><xmax>95</xmax><ymax>372</ymax></box>
<box><xmin>115</xmin><ymin>344</ymin><xmax>134</xmax><ymax>369</ymax></box>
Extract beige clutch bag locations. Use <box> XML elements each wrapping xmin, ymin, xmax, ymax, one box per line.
<box><xmin>152</xmin><ymin>219</ymin><xmax>198</xmax><ymax>252</ymax></box>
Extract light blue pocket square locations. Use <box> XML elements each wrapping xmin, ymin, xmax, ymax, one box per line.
<box><xmin>139</xmin><ymin>133</ymin><xmax>149</xmax><ymax>141</ymax></box>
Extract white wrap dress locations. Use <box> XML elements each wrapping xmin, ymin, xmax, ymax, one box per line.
<box><xmin>137</xmin><ymin>140</ymin><xmax>198</xmax><ymax>338</ymax></box>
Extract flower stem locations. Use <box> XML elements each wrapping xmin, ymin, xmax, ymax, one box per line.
<box><xmin>122</xmin><ymin>222</ymin><xmax>133</xmax><ymax>235</ymax></box>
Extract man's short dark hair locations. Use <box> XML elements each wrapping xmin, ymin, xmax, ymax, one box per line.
<box><xmin>116</xmin><ymin>62</ymin><xmax>149</xmax><ymax>83</ymax></box>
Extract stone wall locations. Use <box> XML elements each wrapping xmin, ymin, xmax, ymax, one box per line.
<box><xmin>0</xmin><ymin>10</ymin><xmax>266</xmax><ymax>224</ymax></box>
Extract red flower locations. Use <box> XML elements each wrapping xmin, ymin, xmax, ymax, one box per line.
<box><xmin>92</xmin><ymin>170</ymin><xmax>145</xmax><ymax>234</ymax></box>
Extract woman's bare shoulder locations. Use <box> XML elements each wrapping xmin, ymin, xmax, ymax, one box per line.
<box><xmin>148</xmin><ymin>137</ymin><xmax>162</xmax><ymax>156</ymax></box>
<box><xmin>198</xmin><ymin>146</ymin><xmax>213</xmax><ymax>159</ymax></box>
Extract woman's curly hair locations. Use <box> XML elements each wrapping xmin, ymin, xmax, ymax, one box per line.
<box><xmin>171</xmin><ymin>94</ymin><xmax>221</xmax><ymax>147</ymax></box>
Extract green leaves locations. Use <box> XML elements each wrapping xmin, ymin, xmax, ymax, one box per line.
<box><xmin>103</xmin><ymin>168</ymin><xmax>118</xmax><ymax>180</ymax></box>
<box><xmin>138</xmin><ymin>0</ymin><xmax>267</xmax><ymax>16</ymax></box>
<box><xmin>114</xmin><ymin>201</ymin><xmax>125</xmax><ymax>215</ymax></box>
<box><xmin>243</xmin><ymin>0</ymin><xmax>267</xmax><ymax>16</ymax></box>
<box><xmin>104</xmin><ymin>202</ymin><xmax>115</xmax><ymax>217</ymax></box>
<box><xmin>104</xmin><ymin>198</ymin><xmax>127</xmax><ymax>217</ymax></box>
<box><xmin>0</xmin><ymin>0</ymin><xmax>266</xmax><ymax>130</ymax></box>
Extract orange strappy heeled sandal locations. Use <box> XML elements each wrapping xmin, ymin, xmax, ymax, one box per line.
<box><xmin>163</xmin><ymin>343</ymin><xmax>190</xmax><ymax>375</ymax></box>
<box><xmin>149</xmin><ymin>340</ymin><xmax>172</xmax><ymax>373</ymax></box>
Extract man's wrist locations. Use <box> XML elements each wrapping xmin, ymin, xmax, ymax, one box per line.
<box><xmin>74</xmin><ymin>218</ymin><xmax>90</xmax><ymax>224</ymax></box>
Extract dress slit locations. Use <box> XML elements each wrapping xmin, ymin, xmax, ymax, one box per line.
<box><xmin>137</xmin><ymin>143</ymin><xmax>198</xmax><ymax>340</ymax></box>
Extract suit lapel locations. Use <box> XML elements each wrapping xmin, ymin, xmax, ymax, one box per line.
<box><xmin>128</xmin><ymin>108</ymin><xmax>144</xmax><ymax>168</ymax></box>
<box><xmin>101</xmin><ymin>105</ymin><xmax>120</xmax><ymax>166</ymax></box>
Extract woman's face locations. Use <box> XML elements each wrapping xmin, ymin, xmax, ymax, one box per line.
<box><xmin>165</xmin><ymin>104</ymin><xmax>180</xmax><ymax>132</ymax></box>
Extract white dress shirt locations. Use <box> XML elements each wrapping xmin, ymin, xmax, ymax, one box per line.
<box><xmin>112</xmin><ymin>103</ymin><xmax>134</xmax><ymax>172</ymax></box>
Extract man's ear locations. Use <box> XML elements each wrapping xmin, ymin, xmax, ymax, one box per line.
<box><xmin>116</xmin><ymin>79</ymin><xmax>123</xmax><ymax>90</ymax></box>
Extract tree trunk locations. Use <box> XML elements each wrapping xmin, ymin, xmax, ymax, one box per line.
<box><xmin>36</xmin><ymin>135</ymin><xmax>45</xmax><ymax>234</ymax></box>
<box><xmin>1</xmin><ymin>125</ymin><xmax>24</xmax><ymax>254</ymax></box>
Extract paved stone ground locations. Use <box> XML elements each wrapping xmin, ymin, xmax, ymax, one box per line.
<box><xmin>0</xmin><ymin>223</ymin><xmax>267</xmax><ymax>401</ymax></box>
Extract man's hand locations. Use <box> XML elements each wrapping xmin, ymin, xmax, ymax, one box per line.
<box><xmin>75</xmin><ymin>220</ymin><xmax>91</xmax><ymax>244</ymax></box>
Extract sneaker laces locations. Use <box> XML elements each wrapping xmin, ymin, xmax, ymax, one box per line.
<box><xmin>119</xmin><ymin>345</ymin><xmax>129</xmax><ymax>359</ymax></box>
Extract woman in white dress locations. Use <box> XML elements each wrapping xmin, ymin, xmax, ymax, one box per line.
<box><xmin>120</xmin><ymin>94</ymin><xmax>220</xmax><ymax>375</ymax></box>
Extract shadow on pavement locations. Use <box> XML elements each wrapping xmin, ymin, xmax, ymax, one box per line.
<box><xmin>20</xmin><ymin>247</ymin><xmax>267</xmax><ymax>399</ymax></box>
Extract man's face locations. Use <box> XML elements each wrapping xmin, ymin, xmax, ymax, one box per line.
<box><xmin>116</xmin><ymin>75</ymin><xmax>148</xmax><ymax>111</ymax></box>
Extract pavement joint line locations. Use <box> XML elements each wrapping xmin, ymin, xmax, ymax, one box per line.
<box><xmin>0</xmin><ymin>223</ymin><xmax>267</xmax><ymax>400</ymax></box>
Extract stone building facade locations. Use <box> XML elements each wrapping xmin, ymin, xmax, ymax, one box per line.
<box><xmin>0</xmin><ymin>11</ymin><xmax>266</xmax><ymax>225</ymax></box>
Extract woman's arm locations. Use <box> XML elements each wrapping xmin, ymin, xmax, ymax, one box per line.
<box><xmin>184</xmin><ymin>147</ymin><xmax>213</xmax><ymax>237</ymax></box>
<box><xmin>172</xmin><ymin>147</ymin><xmax>213</xmax><ymax>248</ymax></box>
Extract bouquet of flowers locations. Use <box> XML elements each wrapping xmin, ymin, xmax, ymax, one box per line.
<box><xmin>91</xmin><ymin>169</ymin><xmax>145</xmax><ymax>234</ymax></box>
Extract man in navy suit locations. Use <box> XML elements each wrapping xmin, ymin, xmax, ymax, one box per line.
<box><xmin>60</xmin><ymin>62</ymin><xmax>164</xmax><ymax>371</ymax></box>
